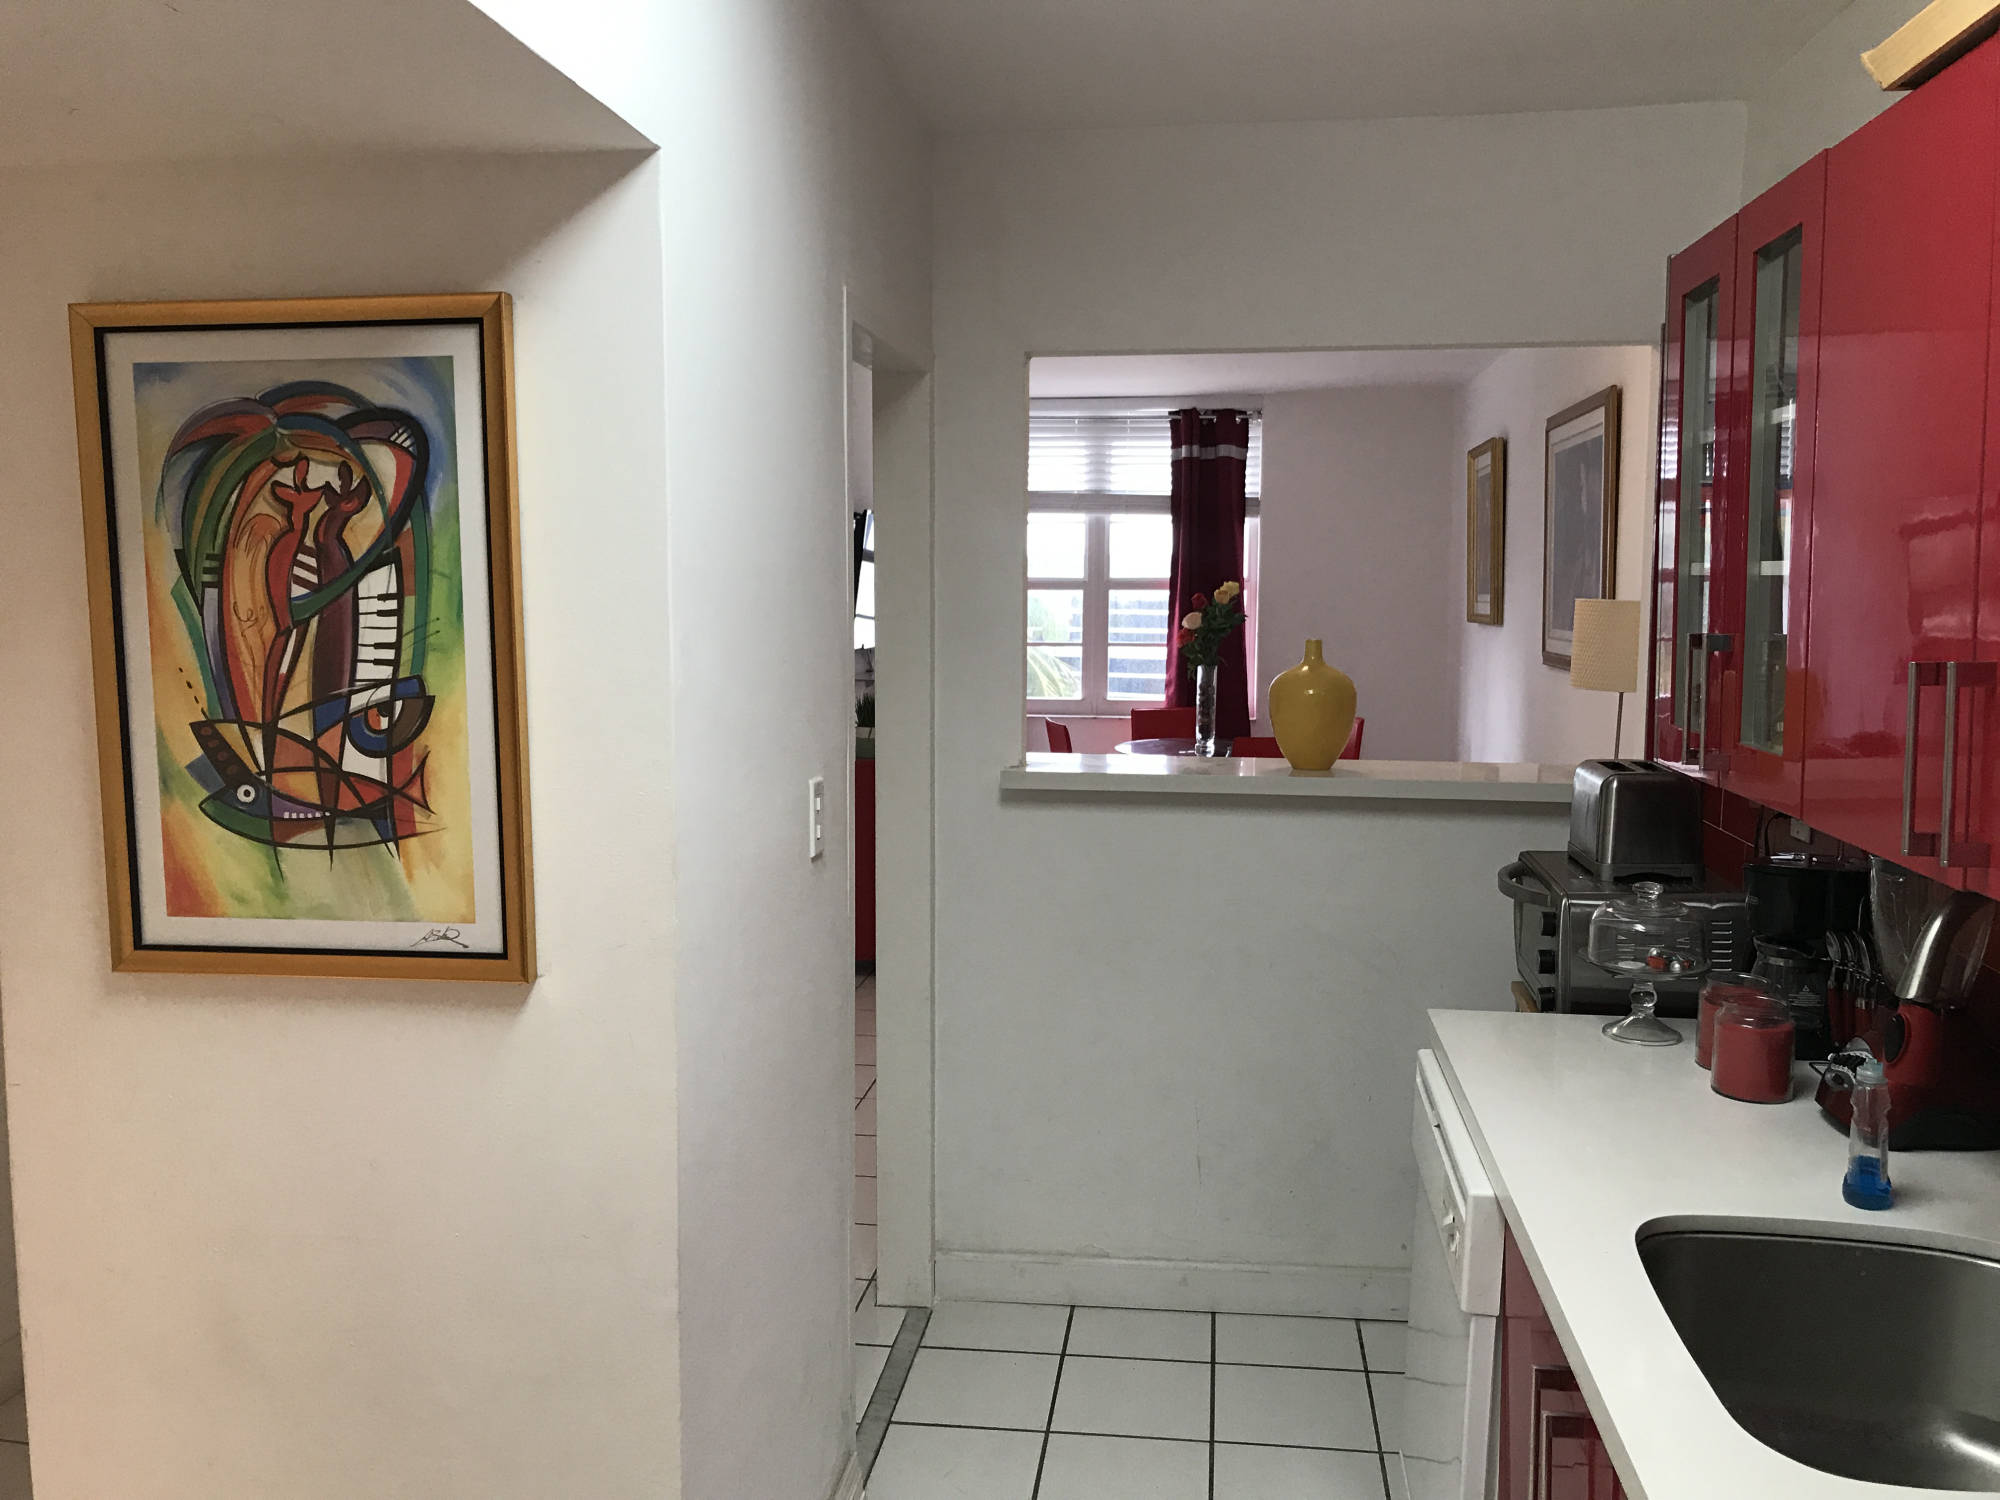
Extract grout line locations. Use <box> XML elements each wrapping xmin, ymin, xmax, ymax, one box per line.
<box><xmin>1029</xmin><ymin>1305</ymin><xmax>1076</xmax><ymax>1499</ymax></box>
<box><xmin>884</xmin><ymin>1418</ymin><xmax>1382</xmax><ymax>1454</ymax></box>
<box><xmin>887</xmin><ymin>1418</ymin><xmax>1049</xmax><ymax>1435</ymax></box>
<box><xmin>1359</xmin><ymin>1319</ymin><xmax>1392</xmax><ymax>1498</ymax></box>
<box><xmin>914</xmin><ymin>1344</ymin><xmax>1364</xmax><ymax>1372</ymax></box>
<box><xmin>1065</xmin><ymin>1303</ymin><xmax>1377</xmax><ymax>1324</ymax></box>
<box><xmin>1208</xmin><ymin>1311</ymin><xmax>1218</xmax><ymax>1500</ymax></box>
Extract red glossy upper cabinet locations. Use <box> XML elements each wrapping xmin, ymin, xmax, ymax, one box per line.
<box><xmin>1717</xmin><ymin>155</ymin><xmax>1827</xmax><ymax>818</ymax></box>
<box><xmin>1961</xmin><ymin>44</ymin><xmax>2000</xmax><ymax>899</ymax></box>
<box><xmin>1805</xmin><ymin>39</ymin><xmax>1999</xmax><ymax>883</ymax></box>
<box><xmin>1652</xmin><ymin>219</ymin><xmax>1738</xmax><ymax>779</ymax></box>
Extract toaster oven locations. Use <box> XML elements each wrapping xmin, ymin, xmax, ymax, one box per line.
<box><xmin>1499</xmin><ymin>849</ymin><xmax>1753</xmax><ymax>1015</ymax></box>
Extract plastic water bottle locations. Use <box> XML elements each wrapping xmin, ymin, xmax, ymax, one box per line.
<box><xmin>1842</xmin><ymin>1055</ymin><xmax>1894</xmax><ymax>1212</ymax></box>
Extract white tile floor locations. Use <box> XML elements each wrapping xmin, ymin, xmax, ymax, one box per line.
<box><xmin>867</xmin><ymin>1302</ymin><xmax>1409</xmax><ymax>1499</ymax></box>
<box><xmin>847</xmin><ymin>972</ymin><xmax>1405</xmax><ymax>1498</ymax></box>
<box><xmin>853</xmin><ymin>974</ymin><xmax>899</xmax><ymax>1438</ymax></box>
<box><xmin>855</xmin><ymin>973</ymin><xmax>878</xmax><ymax>1323</ymax></box>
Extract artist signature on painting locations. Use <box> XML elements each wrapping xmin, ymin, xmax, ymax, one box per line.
<box><xmin>411</xmin><ymin>927</ymin><xmax>469</xmax><ymax>949</ymax></box>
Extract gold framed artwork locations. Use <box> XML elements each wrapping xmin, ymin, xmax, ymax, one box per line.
<box><xmin>69</xmin><ymin>294</ymin><xmax>535</xmax><ymax>981</ymax></box>
<box><xmin>1465</xmin><ymin>436</ymin><xmax>1506</xmax><ymax>625</ymax></box>
<box><xmin>1542</xmin><ymin>386</ymin><xmax>1622</xmax><ymax>671</ymax></box>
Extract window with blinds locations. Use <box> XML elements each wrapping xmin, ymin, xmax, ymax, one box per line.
<box><xmin>1023</xmin><ymin>406</ymin><xmax>1262</xmax><ymax>725</ymax></box>
<box><xmin>1028</xmin><ymin>410</ymin><xmax>1263</xmax><ymax>501</ymax></box>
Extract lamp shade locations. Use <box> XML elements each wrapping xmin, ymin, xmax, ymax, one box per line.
<box><xmin>1569</xmin><ymin>598</ymin><xmax>1642</xmax><ymax>694</ymax></box>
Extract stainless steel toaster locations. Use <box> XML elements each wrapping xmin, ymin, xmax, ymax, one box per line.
<box><xmin>1568</xmin><ymin>759</ymin><xmax>1703</xmax><ymax>881</ymax></box>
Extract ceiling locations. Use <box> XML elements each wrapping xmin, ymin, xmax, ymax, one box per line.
<box><xmin>856</xmin><ymin>0</ymin><xmax>1854</xmax><ymax>132</ymax></box>
<box><xmin>1029</xmin><ymin>348</ymin><xmax>1507</xmax><ymax>399</ymax></box>
<box><xmin>0</xmin><ymin>0</ymin><xmax>648</xmax><ymax>168</ymax></box>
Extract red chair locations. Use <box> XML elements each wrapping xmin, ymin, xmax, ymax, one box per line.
<box><xmin>1129</xmin><ymin>707</ymin><xmax>1196</xmax><ymax>740</ymax></box>
<box><xmin>1229</xmin><ymin>735</ymin><xmax>1282</xmax><ymax>757</ymax></box>
<box><xmin>1043</xmin><ymin>718</ymin><xmax>1074</xmax><ymax>753</ymax></box>
<box><xmin>1341</xmin><ymin>716</ymin><xmax>1365</xmax><ymax>760</ymax></box>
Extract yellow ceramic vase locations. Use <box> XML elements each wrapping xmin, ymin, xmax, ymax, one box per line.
<box><xmin>1268</xmin><ymin>639</ymin><xmax>1357</xmax><ymax>772</ymax></box>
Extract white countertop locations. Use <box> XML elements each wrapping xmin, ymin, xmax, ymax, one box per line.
<box><xmin>1429</xmin><ymin>1008</ymin><xmax>2000</xmax><ymax>1500</ymax></box>
<box><xmin>1002</xmin><ymin>754</ymin><xmax>1575</xmax><ymax>803</ymax></box>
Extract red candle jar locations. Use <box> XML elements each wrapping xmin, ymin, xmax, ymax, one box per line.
<box><xmin>1697</xmin><ymin>975</ymin><xmax>1770</xmax><ymax>1070</ymax></box>
<box><xmin>1711</xmin><ymin>993</ymin><xmax>1796</xmax><ymax>1104</ymax></box>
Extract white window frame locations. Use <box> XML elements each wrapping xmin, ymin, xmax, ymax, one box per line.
<box><xmin>1026</xmin><ymin>510</ymin><xmax>1172</xmax><ymax>717</ymax></box>
<box><xmin>1025</xmin><ymin>499</ymin><xmax>1260</xmax><ymax>722</ymax></box>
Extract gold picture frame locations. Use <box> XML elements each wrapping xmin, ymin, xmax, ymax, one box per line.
<box><xmin>1542</xmin><ymin>386</ymin><xmax>1622</xmax><ymax>671</ymax></box>
<box><xmin>70</xmin><ymin>294</ymin><xmax>535</xmax><ymax>981</ymax></box>
<box><xmin>1466</xmin><ymin>436</ymin><xmax>1506</xmax><ymax>625</ymax></box>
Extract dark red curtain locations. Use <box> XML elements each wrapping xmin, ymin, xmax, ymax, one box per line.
<box><xmin>1164</xmin><ymin>408</ymin><xmax>1252</xmax><ymax>739</ymax></box>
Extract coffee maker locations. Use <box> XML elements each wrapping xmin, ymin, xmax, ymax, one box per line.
<box><xmin>1818</xmin><ymin>869</ymin><xmax>2000</xmax><ymax>1151</ymax></box>
<box><xmin>1742</xmin><ymin>852</ymin><xmax>1870</xmax><ymax>1059</ymax></box>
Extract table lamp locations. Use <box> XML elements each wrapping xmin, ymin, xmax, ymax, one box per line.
<box><xmin>1570</xmin><ymin>598</ymin><xmax>1643</xmax><ymax>758</ymax></box>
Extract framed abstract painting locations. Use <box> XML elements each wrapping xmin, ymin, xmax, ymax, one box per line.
<box><xmin>69</xmin><ymin>295</ymin><xmax>535</xmax><ymax>981</ymax></box>
<box><xmin>1465</xmin><ymin>436</ymin><xmax>1506</xmax><ymax>625</ymax></box>
<box><xmin>1541</xmin><ymin>386</ymin><xmax>1622</xmax><ymax>670</ymax></box>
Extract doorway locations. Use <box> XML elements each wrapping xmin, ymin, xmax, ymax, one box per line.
<box><xmin>847</xmin><ymin>319</ymin><xmax>936</xmax><ymax>1476</ymax></box>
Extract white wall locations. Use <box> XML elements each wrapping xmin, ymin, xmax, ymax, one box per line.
<box><xmin>1742</xmin><ymin>0</ymin><xmax>1929</xmax><ymax>197</ymax></box>
<box><xmin>0</xmin><ymin>151</ymin><xmax>682</xmax><ymax>1500</ymax></box>
<box><xmin>649</xmin><ymin>5</ymin><xmax>932</xmax><ymax>1498</ymax></box>
<box><xmin>1451</xmin><ymin>346</ymin><xmax>1660</xmax><ymax>765</ymax></box>
<box><xmin>933</xmin><ymin>797</ymin><xmax>1564</xmax><ymax>1312</ymax></box>
<box><xmin>1257</xmin><ymin>386</ymin><xmax>1461</xmax><ymax>757</ymax></box>
<box><xmin>899</xmin><ymin>102</ymin><xmax>1747</xmax><ymax>1307</ymax></box>
<box><xmin>0</xmin><ymin>10</ymin><xmax>932</xmax><ymax>1500</ymax></box>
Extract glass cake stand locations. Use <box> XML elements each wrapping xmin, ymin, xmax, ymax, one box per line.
<box><xmin>1587</xmin><ymin>880</ymin><xmax>1708</xmax><ymax>1046</ymax></box>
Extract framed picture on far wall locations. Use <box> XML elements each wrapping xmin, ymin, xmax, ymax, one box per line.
<box><xmin>1465</xmin><ymin>436</ymin><xmax>1506</xmax><ymax>625</ymax></box>
<box><xmin>68</xmin><ymin>294</ymin><xmax>535</xmax><ymax>981</ymax></box>
<box><xmin>1542</xmin><ymin>386</ymin><xmax>1622</xmax><ymax>670</ymax></box>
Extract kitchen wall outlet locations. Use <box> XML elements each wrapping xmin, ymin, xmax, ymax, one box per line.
<box><xmin>808</xmin><ymin>776</ymin><xmax>826</xmax><ymax>861</ymax></box>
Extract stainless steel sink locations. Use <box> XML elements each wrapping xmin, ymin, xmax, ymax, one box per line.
<box><xmin>1638</xmin><ymin>1226</ymin><xmax>2000</xmax><ymax>1490</ymax></box>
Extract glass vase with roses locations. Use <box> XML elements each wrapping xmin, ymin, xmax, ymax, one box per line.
<box><xmin>1178</xmin><ymin>580</ymin><xmax>1244</xmax><ymax>756</ymax></box>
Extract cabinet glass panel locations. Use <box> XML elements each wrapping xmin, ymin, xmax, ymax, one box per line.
<box><xmin>1674</xmin><ymin>282</ymin><xmax>1721</xmax><ymax>739</ymax></box>
<box><xmin>1740</xmin><ymin>231</ymin><xmax>1802</xmax><ymax>757</ymax></box>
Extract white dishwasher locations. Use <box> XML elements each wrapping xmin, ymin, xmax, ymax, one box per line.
<box><xmin>1398</xmin><ymin>1049</ymin><xmax>1503</xmax><ymax>1500</ymax></box>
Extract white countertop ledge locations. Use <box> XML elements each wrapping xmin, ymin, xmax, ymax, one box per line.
<box><xmin>1002</xmin><ymin>754</ymin><xmax>1576</xmax><ymax>803</ymax></box>
<box><xmin>1429</xmin><ymin>1008</ymin><xmax>2000</xmax><ymax>1500</ymax></box>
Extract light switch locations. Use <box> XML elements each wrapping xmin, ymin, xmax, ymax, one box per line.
<box><xmin>808</xmin><ymin>776</ymin><xmax>826</xmax><ymax>861</ymax></box>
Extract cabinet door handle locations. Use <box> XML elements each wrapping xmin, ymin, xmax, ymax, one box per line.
<box><xmin>1942</xmin><ymin>661</ymin><xmax>1996</xmax><ymax>869</ymax></box>
<box><xmin>1905</xmin><ymin>662</ymin><xmax>1944</xmax><ymax>860</ymax></box>
<box><xmin>1691</xmin><ymin>638</ymin><xmax>1712</xmax><ymax>771</ymax></box>
<box><xmin>1537</xmin><ymin>1410</ymin><xmax>1599</xmax><ymax>1500</ymax></box>
<box><xmin>1689</xmin><ymin>634</ymin><xmax>1736</xmax><ymax>772</ymax></box>
<box><xmin>1529</xmin><ymin>1363</ymin><xmax>1582</xmax><ymax>1500</ymax></box>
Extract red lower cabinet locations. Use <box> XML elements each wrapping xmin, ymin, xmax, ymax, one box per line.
<box><xmin>1500</xmin><ymin>1226</ymin><xmax>1628</xmax><ymax>1500</ymax></box>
